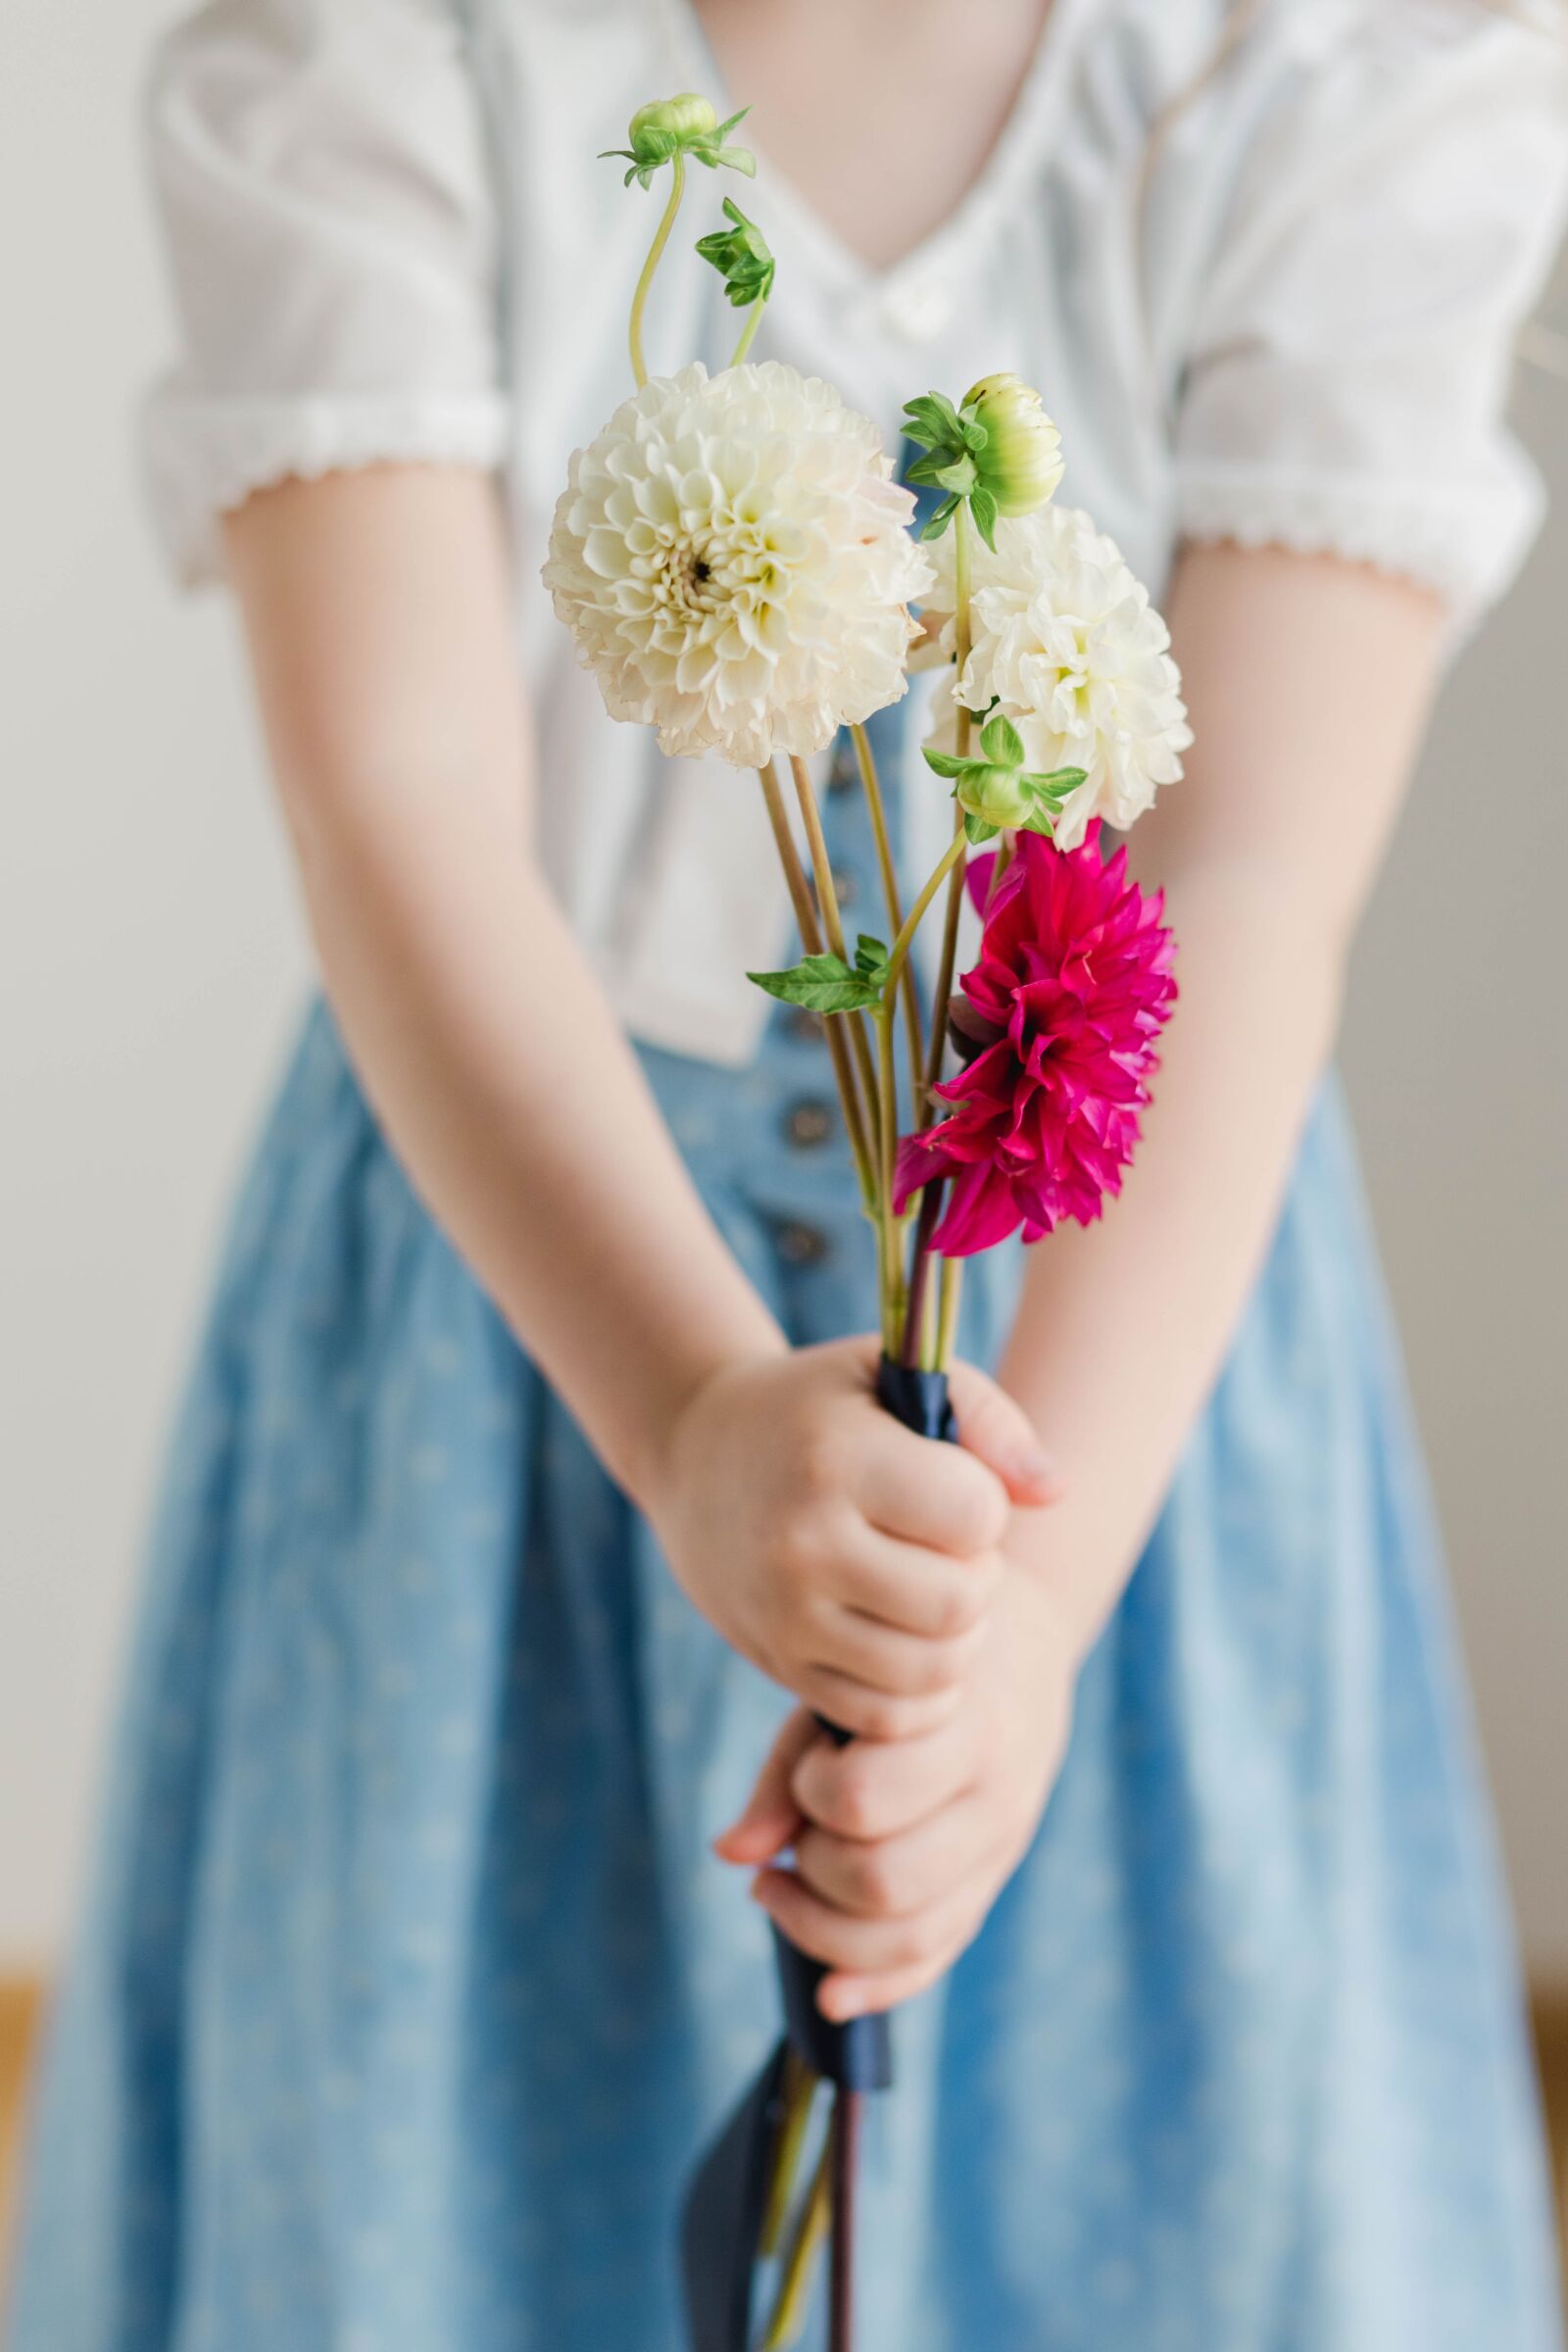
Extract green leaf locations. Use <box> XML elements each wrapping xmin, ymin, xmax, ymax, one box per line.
<box><xmin>918</xmin><ymin>496</ymin><xmax>960</xmax><ymax>541</ymax></box>
<box><xmin>980</xmin><ymin>711</ymin><xmax>1025</xmax><ymax>768</ymax></box>
<box><xmin>964</xmin><ymin>812</ymin><xmax>1001</xmax><ymax>845</ymax></box>
<box><xmin>933</xmin><ymin>457</ymin><xmax>978</xmax><ymax>494</ymax></box>
<box><xmin>921</xmin><ymin>746</ymin><xmax>971</xmax><ymax>780</ymax></box>
<box><xmin>900</xmin><ymin>390</ymin><xmax>965</xmax><ymax>453</ymax></box>
<box><xmin>853</xmin><ymin>932</ymin><xmax>890</xmax><ymax>980</ymax></box>
<box><xmin>746</xmin><ymin>954</ymin><xmax>883</xmax><ymax>1012</ymax></box>
<box><xmin>968</xmin><ymin>485</ymin><xmax>1000</xmax><ymax>551</ymax></box>
<box><xmin>695</xmin><ymin>197</ymin><xmax>775</xmax><ymax>306</ymax></box>
<box><xmin>1021</xmin><ymin>764</ymin><xmax>1088</xmax><ymax>807</ymax></box>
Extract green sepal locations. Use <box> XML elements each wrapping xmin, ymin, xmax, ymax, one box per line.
<box><xmin>1015</xmin><ymin>764</ymin><xmax>1088</xmax><ymax>833</ymax></box>
<box><xmin>604</xmin><ymin>105</ymin><xmax>756</xmax><ymax>190</ymax></box>
<box><xmin>980</xmin><ymin>712</ymin><xmax>1025</xmax><ymax>768</ymax></box>
<box><xmin>901</xmin><ymin>391</ymin><xmax>966</xmax><ymax>451</ymax></box>
<box><xmin>963</xmin><ymin>812</ymin><xmax>1001</xmax><ymax>845</ymax></box>
<box><xmin>1021</xmin><ymin>764</ymin><xmax>1087</xmax><ymax>805</ymax></box>
<box><xmin>921</xmin><ymin>745</ymin><xmax>971</xmax><ymax>781</ymax></box>
<box><xmin>695</xmin><ymin>196</ymin><xmax>775</xmax><ymax>307</ymax></box>
<box><xmin>917</xmin><ymin>495</ymin><xmax>960</xmax><ymax>541</ymax></box>
<box><xmin>852</xmin><ymin>932</ymin><xmax>891</xmax><ymax>987</ymax></box>
<box><xmin>969</xmin><ymin>485</ymin><xmax>999</xmax><ymax>550</ymax></box>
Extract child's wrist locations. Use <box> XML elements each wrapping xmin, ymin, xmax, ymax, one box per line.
<box><xmin>629</xmin><ymin>1326</ymin><xmax>787</xmax><ymax>1522</ymax></box>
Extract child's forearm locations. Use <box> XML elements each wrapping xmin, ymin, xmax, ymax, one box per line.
<box><xmin>224</xmin><ymin>466</ymin><xmax>783</xmax><ymax>1510</ymax></box>
<box><xmin>997</xmin><ymin>541</ymin><xmax>1447</xmax><ymax>1651</ymax></box>
<box><xmin>998</xmin><ymin>868</ymin><xmax>1342</xmax><ymax>1652</ymax></box>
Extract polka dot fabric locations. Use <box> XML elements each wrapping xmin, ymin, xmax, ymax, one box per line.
<box><xmin>7</xmin><ymin>1004</ymin><xmax>1561</xmax><ymax>2350</ymax></box>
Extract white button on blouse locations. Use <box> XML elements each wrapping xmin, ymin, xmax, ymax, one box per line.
<box><xmin>141</xmin><ymin>0</ymin><xmax>1568</xmax><ymax>1067</ymax></box>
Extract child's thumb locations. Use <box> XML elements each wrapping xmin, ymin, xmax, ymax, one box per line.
<box><xmin>943</xmin><ymin>1359</ymin><xmax>1062</xmax><ymax>1507</ymax></box>
<box><xmin>713</xmin><ymin>1707</ymin><xmax>818</xmax><ymax>1864</ymax></box>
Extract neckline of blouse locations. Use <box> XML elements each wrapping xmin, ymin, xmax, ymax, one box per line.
<box><xmin>652</xmin><ymin>0</ymin><xmax>1103</xmax><ymax>313</ymax></box>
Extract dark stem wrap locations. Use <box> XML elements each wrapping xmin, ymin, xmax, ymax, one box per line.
<box><xmin>770</xmin><ymin>1354</ymin><xmax>957</xmax><ymax>2091</ymax></box>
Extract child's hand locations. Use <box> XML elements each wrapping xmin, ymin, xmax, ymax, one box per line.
<box><xmin>714</xmin><ymin>1563</ymin><xmax>1077</xmax><ymax>2013</ymax></box>
<box><xmin>649</xmin><ymin>1338</ymin><xmax>1057</xmax><ymax>1739</ymax></box>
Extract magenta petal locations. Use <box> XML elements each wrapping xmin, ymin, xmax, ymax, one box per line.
<box><xmin>920</xmin><ymin>827</ymin><xmax>1176</xmax><ymax>1250</ymax></box>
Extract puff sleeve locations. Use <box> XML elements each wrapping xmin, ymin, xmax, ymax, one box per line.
<box><xmin>141</xmin><ymin>0</ymin><xmax>511</xmax><ymax>586</ymax></box>
<box><xmin>1172</xmin><ymin>2</ymin><xmax>1568</xmax><ymax>628</ymax></box>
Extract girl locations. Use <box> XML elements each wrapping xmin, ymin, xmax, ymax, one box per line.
<box><xmin>10</xmin><ymin>1</ymin><xmax>1567</xmax><ymax>2346</ymax></box>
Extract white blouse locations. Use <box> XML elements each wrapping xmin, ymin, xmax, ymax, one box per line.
<box><xmin>143</xmin><ymin>0</ymin><xmax>1568</xmax><ymax>1065</ymax></box>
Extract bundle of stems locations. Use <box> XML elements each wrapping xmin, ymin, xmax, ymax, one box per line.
<box><xmin>755</xmin><ymin>509</ymin><xmax>982</xmax><ymax>1373</ymax></box>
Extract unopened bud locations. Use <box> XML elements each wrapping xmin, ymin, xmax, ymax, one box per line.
<box><xmin>628</xmin><ymin>93</ymin><xmax>717</xmax><ymax>147</ymax></box>
<box><xmin>961</xmin><ymin>373</ymin><xmax>1064</xmax><ymax>517</ymax></box>
<box><xmin>955</xmin><ymin>760</ymin><xmax>1037</xmax><ymax>830</ymax></box>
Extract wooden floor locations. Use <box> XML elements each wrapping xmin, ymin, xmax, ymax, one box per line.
<box><xmin>3</xmin><ymin>1975</ymin><xmax>1567</xmax><ymax>2289</ymax></box>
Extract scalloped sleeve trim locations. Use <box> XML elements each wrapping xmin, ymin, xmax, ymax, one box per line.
<box><xmin>1173</xmin><ymin>452</ymin><xmax>1546</xmax><ymax>641</ymax></box>
<box><xmin>141</xmin><ymin>390</ymin><xmax>514</xmax><ymax>589</ymax></box>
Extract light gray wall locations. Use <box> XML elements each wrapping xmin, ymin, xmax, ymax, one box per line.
<box><xmin>2</xmin><ymin>0</ymin><xmax>1564</xmax><ymax>1970</ymax></box>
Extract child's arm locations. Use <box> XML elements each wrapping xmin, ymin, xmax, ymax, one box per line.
<box><xmin>222</xmin><ymin>463</ymin><xmax>1055</xmax><ymax>1737</ymax></box>
<box><xmin>728</xmin><ymin>542</ymin><xmax>1447</xmax><ymax>2012</ymax></box>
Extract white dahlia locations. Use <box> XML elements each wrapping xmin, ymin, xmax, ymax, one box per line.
<box><xmin>543</xmin><ymin>362</ymin><xmax>932</xmax><ymax>767</ymax></box>
<box><xmin>922</xmin><ymin>506</ymin><xmax>1192</xmax><ymax>849</ymax></box>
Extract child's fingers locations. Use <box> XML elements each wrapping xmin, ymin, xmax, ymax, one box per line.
<box><xmin>851</xmin><ymin>1428</ymin><xmax>1012</xmax><ymax>1558</ymax></box>
<box><xmin>711</xmin><ymin>1708</ymin><xmax>818</xmax><ymax>1863</ymax></box>
<box><xmin>813</xmin><ymin>1605</ymin><xmax>983</xmax><ymax>1704</ymax></box>
<box><xmin>790</xmin><ymin>1710</ymin><xmax>978</xmax><ymax>1843</ymax></box>
<box><xmin>816</xmin><ymin>1940</ymin><xmax>980</xmax><ymax>2024</ymax></box>
<box><xmin>832</xmin><ymin>1529</ymin><xmax>1002</xmax><ymax>1642</ymax></box>
<box><xmin>790</xmin><ymin>1795</ymin><xmax>1001</xmax><ymax>1921</ymax></box>
<box><xmin>798</xmin><ymin>1666</ymin><xmax>962</xmax><ymax>1744</ymax></box>
<box><xmin>749</xmin><ymin>1864</ymin><xmax>981</xmax><ymax>1979</ymax></box>
<box><xmin>943</xmin><ymin>1360</ymin><xmax>1062</xmax><ymax>1507</ymax></box>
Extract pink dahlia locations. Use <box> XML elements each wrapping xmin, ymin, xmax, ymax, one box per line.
<box><xmin>895</xmin><ymin>824</ymin><xmax>1176</xmax><ymax>1254</ymax></box>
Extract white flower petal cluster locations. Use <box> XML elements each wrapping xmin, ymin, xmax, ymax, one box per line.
<box><xmin>922</xmin><ymin>506</ymin><xmax>1192</xmax><ymax>849</ymax></box>
<box><xmin>543</xmin><ymin>362</ymin><xmax>932</xmax><ymax>768</ymax></box>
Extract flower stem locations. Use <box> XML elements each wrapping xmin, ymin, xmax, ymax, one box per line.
<box><xmin>935</xmin><ymin>1254</ymin><xmax>964</xmax><ymax>1371</ymax></box>
<box><xmin>872</xmin><ymin>824</ymin><xmax>967</xmax><ymax>1353</ymax></box>
<box><xmin>882</xmin><ymin>829</ymin><xmax>967</xmax><ymax>1003</ymax></box>
<box><xmin>899</xmin><ymin>1180</ymin><xmax>945</xmax><ymax>1367</ymax></box>
<box><xmin>851</xmin><ymin>722</ymin><xmax>926</xmax><ymax>1110</ymax></box>
<box><xmin>895</xmin><ymin>507</ymin><xmax>980</xmax><ymax>1361</ymax></box>
<box><xmin>921</xmin><ymin>502</ymin><xmax>975</xmax><ymax>1103</ymax></box>
<box><xmin>729</xmin><ymin>290</ymin><xmax>768</xmax><ymax>366</ymax></box>
<box><xmin>876</xmin><ymin>993</ymin><xmax>905</xmax><ymax>1353</ymax></box>
<box><xmin>628</xmin><ymin>153</ymin><xmax>686</xmax><ymax>388</ymax></box>
<box><xmin>760</xmin><ymin>2132</ymin><xmax>833</xmax><ymax>2352</ymax></box>
<box><xmin>756</xmin><ymin>762</ymin><xmax>877</xmax><ymax>1210</ymax></box>
<box><xmin>788</xmin><ymin>757</ymin><xmax>883</xmax><ymax>1158</ymax></box>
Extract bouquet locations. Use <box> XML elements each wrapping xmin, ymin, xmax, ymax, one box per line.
<box><xmin>544</xmin><ymin>93</ymin><xmax>1187</xmax><ymax>2352</ymax></box>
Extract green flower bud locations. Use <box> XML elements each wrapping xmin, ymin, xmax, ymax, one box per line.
<box><xmin>954</xmin><ymin>760</ymin><xmax>1037</xmax><ymax>830</ymax></box>
<box><xmin>695</xmin><ymin>196</ymin><xmax>775</xmax><ymax>311</ymax></box>
<box><xmin>628</xmin><ymin>92</ymin><xmax>717</xmax><ymax>147</ymax></box>
<box><xmin>922</xmin><ymin>711</ymin><xmax>1088</xmax><ymax>836</ymax></box>
<box><xmin>603</xmin><ymin>95</ymin><xmax>756</xmax><ymax>189</ymax></box>
<box><xmin>960</xmin><ymin>373</ymin><xmax>1064</xmax><ymax>517</ymax></box>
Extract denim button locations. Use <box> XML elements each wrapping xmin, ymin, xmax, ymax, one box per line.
<box><xmin>775</xmin><ymin>1219</ymin><xmax>831</xmax><ymax>1266</ymax></box>
<box><xmin>784</xmin><ymin>1007</ymin><xmax>823</xmax><ymax>1045</ymax></box>
<box><xmin>827</xmin><ymin>743</ymin><xmax>858</xmax><ymax>793</ymax></box>
<box><xmin>783</xmin><ymin>1099</ymin><xmax>833</xmax><ymax>1150</ymax></box>
<box><xmin>829</xmin><ymin>868</ymin><xmax>857</xmax><ymax>909</ymax></box>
